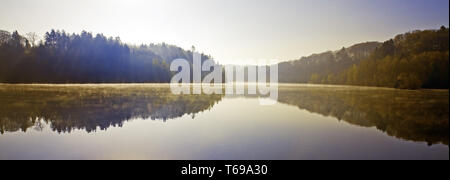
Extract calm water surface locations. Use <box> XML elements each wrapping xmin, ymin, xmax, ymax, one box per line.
<box><xmin>0</xmin><ymin>84</ymin><xmax>448</xmax><ymax>160</ymax></box>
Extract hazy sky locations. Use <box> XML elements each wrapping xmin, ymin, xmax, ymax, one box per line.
<box><xmin>1</xmin><ymin>0</ymin><xmax>448</xmax><ymax>64</ymax></box>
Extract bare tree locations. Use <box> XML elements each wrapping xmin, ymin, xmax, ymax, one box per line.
<box><xmin>25</xmin><ymin>32</ymin><xmax>39</xmax><ymax>47</ymax></box>
<box><xmin>0</xmin><ymin>30</ymin><xmax>11</xmax><ymax>44</ymax></box>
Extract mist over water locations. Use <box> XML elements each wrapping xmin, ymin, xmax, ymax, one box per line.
<box><xmin>0</xmin><ymin>84</ymin><xmax>448</xmax><ymax>160</ymax></box>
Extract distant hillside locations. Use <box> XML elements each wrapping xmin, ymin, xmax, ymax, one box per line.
<box><xmin>278</xmin><ymin>26</ymin><xmax>449</xmax><ymax>89</ymax></box>
<box><xmin>308</xmin><ymin>26</ymin><xmax>449</xmax><ymax>89</ymax></box>
<box><xmin>278</xmin><ymin>42</ymin><xmax>381</xmax><ymax>83</ymax></box>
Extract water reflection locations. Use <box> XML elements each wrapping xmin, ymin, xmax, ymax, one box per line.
<box><xmin>0</xmin><ymin>84</ymin><xmax>222</xmax><ymax>133</ymax></box>
<box><xmin>276</xmin><ymin>85</ymin><xmax>449</xmax><ymax>146</ymax></box>
<box><xmin>0</xmin><ymin>84</ymin><xmax>448</xmax><ymax>146</ymax></box>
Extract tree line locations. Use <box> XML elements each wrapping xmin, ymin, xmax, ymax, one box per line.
<box><xmin>0</xmin><ymin>29</ymin><xmax>211</xmax><ymax>83</ymax></box>
<box><xmin>278</xmin><ymin>42</ymin><xmax>382</xmax><ymax>83</ymax></box>
<box><xmin>308</xmin><ymin>26</ymin><xmax>449</xmax><ymax>89</ymax></box>
<box><xmin>1</xmin><ymin>27</ymin><xmax>448</xmax><ymax>89</ymax></box>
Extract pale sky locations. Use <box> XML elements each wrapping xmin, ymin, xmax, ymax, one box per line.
<box><xmin>1</xmin><ymin>0</ymin><xmax>449</xmax><ymax>64</ymax></box>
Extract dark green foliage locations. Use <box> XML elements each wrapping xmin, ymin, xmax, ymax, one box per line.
<box><xmin>0</xmin><ymin>29</ymin><xmax>212</xmax><ymax>83</ymax></box>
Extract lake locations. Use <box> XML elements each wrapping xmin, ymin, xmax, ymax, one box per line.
<box><xmin>0</xmin><ymin>84</ymin><xmax>448</xmax><ymax>160</ymax></box>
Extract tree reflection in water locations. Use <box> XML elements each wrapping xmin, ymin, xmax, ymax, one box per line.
<box><xmin>0</xmin><ymin>84</ymin><xmax>448</xmax><ymax>146</ymax></box>
<box><xmin>0</xmin><ymin>84</ymin><xmax>223</xmax><ymax>133</ymax></box>
<box><xmin>276</xmin><ymin>85</ymin><xmax>449</xmax><ymax>146</ymax></box>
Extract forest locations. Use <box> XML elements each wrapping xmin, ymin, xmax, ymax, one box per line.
<box><xmin>0</xmin><ymin>27</ymin><xmax>449</xmax><ymax>89</ymax></box>
<box><xmin>0</xmin><ymin>29</ymin><xmax>212</xmax><ymax>83</ymax></box>
<box><xmin>278</xmin><ymin>41</ymin><xmax>382</xmax><ymax>83</ymax></box>
<box><xmin>307</xmin><ymin>26</ymin><xmax>449</xmax><ymax>89</ymax></box>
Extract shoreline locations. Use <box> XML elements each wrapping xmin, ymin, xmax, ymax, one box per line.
<box><xmin>0</xmin><ymin>83</ymin><xmax>449</xmax><ymax>91</ymax></box>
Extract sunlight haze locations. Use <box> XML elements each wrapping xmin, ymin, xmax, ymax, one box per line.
<box><xmin>1</xmin><ymin>0</ymin><xmax>448</xmax><ymax>64</ymax></box>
